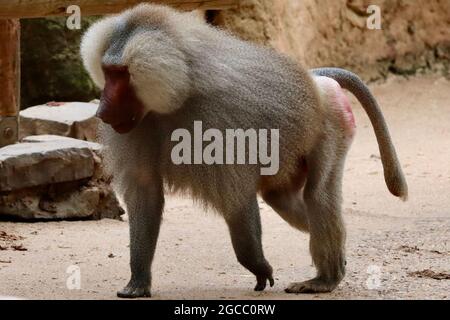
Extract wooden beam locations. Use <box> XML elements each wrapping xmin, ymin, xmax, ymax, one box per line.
<box><xmin>0</xmin><ymin>0</ymin><xmax>239</xmax><ymax>19</ymax></box>
<box><xmin>0</xmin><ymin>19</ymin><xmax>20</xmax><ymax>117</ymax></box>
<box><xmin>0</xmin><ymin>19</ymin><xmax>20</xmax><ymax>146</ymax></box>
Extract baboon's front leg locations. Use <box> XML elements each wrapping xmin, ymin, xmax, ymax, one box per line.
<box><xmin>224</xmin><ymin>196</ymin><xmax>274</xmax><ymax>291</ymax></box>
<box><xmin>117</xmin><ymin>175</ymin><xmax>164</xmax><ymax>298</ymax></box>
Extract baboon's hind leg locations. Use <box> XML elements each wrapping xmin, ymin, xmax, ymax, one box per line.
<box><xmin>261</xmin><ymin>158</ymin><xmax>309</xmax><ymax>232</ymax></box>
<box><xmin>262</xmin><ymin>189</ymin><xmax>309</xmax><ymax>232</ymax></box>
<box><xmin>285</xmin><ymin>137</ymin><xmax>348</xmax><ymax>294</ymax></box>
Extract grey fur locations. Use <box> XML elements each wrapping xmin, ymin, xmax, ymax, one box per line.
<box><xmin>81</xmin><ymin>4</ymin><xmax>408</xmax><ymax>298</ymax></box>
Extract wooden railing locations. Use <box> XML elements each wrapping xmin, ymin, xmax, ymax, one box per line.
<box><xmin>0</xmin><ymin>0</ymin><xmax>238</xmax><ymax>147</ymax></box>
<box><xmin>0</xmin><ymin>0</ymin><xmax>238</xmax><ymax>18</ymax></box>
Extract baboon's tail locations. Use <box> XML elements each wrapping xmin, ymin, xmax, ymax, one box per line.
<box><xmin>311</xmin><ymin>67</ymin><xmax>408</xmax><ymax>200</ymax></box>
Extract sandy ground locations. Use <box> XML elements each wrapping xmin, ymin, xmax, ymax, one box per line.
<box><xmin>0</xmin><ymin>75</ymin><xmax>449</xmax><ymax>300</ymax></box>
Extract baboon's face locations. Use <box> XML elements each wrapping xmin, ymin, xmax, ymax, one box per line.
<box><xmin>97</xmin><ymin>64</ymin><xmax>145</xmax><ymax>134</ymax></box>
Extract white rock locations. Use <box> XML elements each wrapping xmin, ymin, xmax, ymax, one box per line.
<box><xmin>0</xmin><ymin>138</ymin><xmax>95</xmax><ymax>191</ymax></box>
<box><xmin>19</xmin><ymin>102</ymin><xmax>100</xmax><ymax>141</ymax></box>
<box><xmin>0</xmin><ymin>136</ymin><xmax>124</xmax><ymax>220</ymax></box>
<box><xmin>22</xmin><ymin>134</ymin><xmax>102</xmax><ymax>152</ymax></box>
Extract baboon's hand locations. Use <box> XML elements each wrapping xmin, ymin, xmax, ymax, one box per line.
<box><xmin>255</xmin><ymin>274</ymin><xmax>275</xmax><ymax>291</ymax></box>
<box><xmin>254</xmin><ymin>263</ymin><xmax>275</xmax><ymax>291</ymax></box>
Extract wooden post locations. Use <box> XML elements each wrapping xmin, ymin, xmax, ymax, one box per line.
<box><xmin>0</xmin><ymin>19</ymin><xmax>20</xmax><ymax>147</ymax></box>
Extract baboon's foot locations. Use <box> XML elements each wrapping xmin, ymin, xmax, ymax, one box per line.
<box><xmin>117</xmin><ymin>282</ymin><xmax>151</xmax><ymax>298</ymax></box>
<box><xmin>285</xmin><ymin>277</ymin><xmax>339</xmax><ymax>294</ymax></box>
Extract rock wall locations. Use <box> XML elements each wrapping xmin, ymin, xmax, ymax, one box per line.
<box><xmin>212</xmin><ymin>0</ymin><xmax>450</xmax><ymax>81</ymax></box>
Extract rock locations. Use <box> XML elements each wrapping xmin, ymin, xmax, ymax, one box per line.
<box><xmin>22</xmin><ymin>134</ymin><xmax>101</xmax><ymax>152</ymax></box>
<box><xmin>92</xmin><ymin>183</ymin><xmax>125</xmax><ymax>220</ymax></box>
<box><xmin>0</xmin><ymin>181</ymin><xmax>124</xmax><ymax>220</ymax></box>
<box><xmin>0</xmin><ymin>185</ymin><xmax>99</xmax><ymax>220</ymax></box>
<box><xmin>0</xmin><ymin>135</ymin><xmax>124</xmax><ymax>220</ymax></box>
<box><xmin>19</xmin><ymin>102</ymin><xmax>100</xmax><ymax>141</ymax></box>
<box><xmin>0</xmin><ymin>137</ymin><xmax>96</xmax><ymax>192</ymax></box>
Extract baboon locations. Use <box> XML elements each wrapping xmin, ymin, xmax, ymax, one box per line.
<box><xmin>80</xmin><ymin>4</ymin><xmax>408</xmax><ymax>298</ymax></box>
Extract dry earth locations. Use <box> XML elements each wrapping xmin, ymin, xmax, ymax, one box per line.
<box><xmin>0</xmin><ymin>75</ymin><xmax>449</xmax><ymax>300</ymax></box>
<box><xmin>214</xmin><ymin>0</ymin><xmax>450</xmax><ymax>81</ymax></box>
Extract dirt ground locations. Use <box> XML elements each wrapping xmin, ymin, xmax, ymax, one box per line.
<box><xmin>0</xmin><ymin>75</ymin><xmax>449</xmax><ymax>300</ymax></box>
